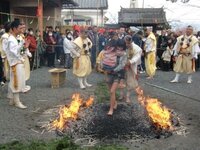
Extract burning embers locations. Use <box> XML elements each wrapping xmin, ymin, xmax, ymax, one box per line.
<box><xmin>51</xmin><ymin>93</ymin><xmax>94</xmax><ymax>131</ymax></box>
<box><xmin>48</xmin><ymin>91</ymin><xmax>179</xmax><ymax>140</ymax></box>
<box><xmin>136</xmin><ymin>87</ymin><xmax>173</xmax><ymax>130</ymax></box>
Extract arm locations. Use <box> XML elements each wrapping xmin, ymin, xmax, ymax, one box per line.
<box><xmin>27</xmin><ymin>37</ymin><xmax>37</xmax><ymax>49</ymax></box>
<box><xmin>145</xmin><ymin>38</ymin><xmax>153</xmax><ymax>53</ymax></box>
<box><xmin>69</xmin><ymin>42</ymin><xmax>81</xmax><ymax>57</ymax></box>
<box><xmin>129</xmin><ymin>45</ymin><xmax>142</xmax><ymax>64</ymax></box>
<box><xmin>8</xmin><ymin>40</ymin><xmax>24</xmax><ymax>61</ymax></box>
<box><xmin>192</xmin><ymin>43</ymin><xmax>200</xmax><ymax>59</ymax></box>
<box><xmin>172</xmin><ymin>41</ymin><xmax>179</xmax><ymax>56</ymax></box>
<box><xmin>114</xmin><ymin>54</ymin><xmax>127</xmax><ymax>72</ymax></box>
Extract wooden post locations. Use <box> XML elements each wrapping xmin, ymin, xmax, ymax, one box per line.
<box><xmin>38</xmin><ymin>0</ymin><xmax>43</xmax><ymax>39</ymax></box>
<box><xmin>101</xmin><ymin>9</ymin><xmax>103</xmax><ymax>26</ymax></box>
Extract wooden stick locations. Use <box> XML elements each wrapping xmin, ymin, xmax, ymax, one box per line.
<box><xmin>145</xmin><ymin>82</ymin><xmax>200</xmax><ymax>103</ymax></box>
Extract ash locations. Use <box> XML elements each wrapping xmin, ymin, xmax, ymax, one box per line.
<box><xmin>65</xmin><ymin>103</ymin><xmax>174</xmax><ymax>140</ymax></box>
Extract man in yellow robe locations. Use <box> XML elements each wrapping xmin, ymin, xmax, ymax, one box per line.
<box><xmin>71</xmin><ymin>29</ymin><xmax>93</xmax><ymax>89</ymax></box>
<box><xmin>144</xmin><ymin>27</ymin><xmax>157</xmax><ymax>79</ymax></box>
<box><xmin>171</xmin><ymin>25</ymin><xmax>200</xmax><ymax>84</ymax></box>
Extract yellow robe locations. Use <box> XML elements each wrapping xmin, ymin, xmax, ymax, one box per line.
<box><xmin>145</xmin><ymin>32</ymin><xmax>157</xmax><ymax>77</ymax></box>
<box><xmin>174</xmin><ymin>35</ymin><xmax>198</xmax><ymax>74</ymax></box>
<box><xmin>73</xmin><ymin>37</ymin><xmax>93</xmax><ymax>77</ymax></box>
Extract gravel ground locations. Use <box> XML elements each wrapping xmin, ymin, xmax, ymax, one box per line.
<box><xmin>0</xmin><ymin>67</ymin><xmax>200</xmax><ymax>150</ymax></box>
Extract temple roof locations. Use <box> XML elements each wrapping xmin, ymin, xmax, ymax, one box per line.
<box><xmin>118</xmin><ymin>8</ymin><xmax>168</xmax><ymax>26</ymax></box>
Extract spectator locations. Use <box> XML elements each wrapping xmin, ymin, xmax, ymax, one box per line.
<box><xmin>45</xmin><ymin>31</ymin><xmax>56</xmax><ymax>67</ymax></box>
<box><xmin>26</xmin><ymin>28</ymin><xmax>37</xmax><ymax>70</ymax></box>
<box><xmin>54</xmin><ymin>26</ymin><xmax>62</xmax><ymax>63</ymax></box>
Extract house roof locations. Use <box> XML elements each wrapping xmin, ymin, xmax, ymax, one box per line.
<box><xmin>64</xmin><ymin>15</ymin><xmax>91</xmax><ymax>21</ymax></box>
<box><xmin>45</xmin><ymin>0</ymin><xmax>78</xmax><ymax>7</ymax></box>
<box><xmin>118</xmin><ymin>8</ymin><xmax>168</xmax><ymax>26</ymax></box>
<box><xmin>62</xmin><ymin>0</ymin><xmax>108</xmax><ymax>9</ymax></box>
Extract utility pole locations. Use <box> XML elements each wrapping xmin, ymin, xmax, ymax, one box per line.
<box><xmin>96</xmin><ymin>0</ymin><xmax>99</xmax><ymax>26</ymax></box>
<box><xmin>38</xmin><ymin>0</ymin><xmax>43</xmax><ymax>39</ymax></box>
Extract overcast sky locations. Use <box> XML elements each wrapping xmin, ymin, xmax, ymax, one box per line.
<box><xmin>106</xmin><ymin>0</ymin><xmax>200</xmax><ymax>29</ymax></box>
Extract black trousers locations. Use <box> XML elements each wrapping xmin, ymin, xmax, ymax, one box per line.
<box><xmin>47</xmin><ymin>52</ymin><xmax>55</xmax><ymax>67</ymax></box>
<box><xmin>29</xmin><ymin>51</ymin><xmax>35</xmax><ymax>70</ymax></box>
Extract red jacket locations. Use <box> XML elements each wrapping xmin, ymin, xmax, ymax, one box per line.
<box><xmin>26</xmin><ymin>35</ymin><xmax>37</xmax><ymax>52</ymax></box>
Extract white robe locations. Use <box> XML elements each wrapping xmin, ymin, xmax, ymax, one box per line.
<box><xmin>7</xmin><ymin>35</ymin><xmax>26</xmax><ymax>93</ymax></box>
<box><xmin>126</xmin><ymin>42</ymin><xmax>142</xmax><ymax>90</ymax></box>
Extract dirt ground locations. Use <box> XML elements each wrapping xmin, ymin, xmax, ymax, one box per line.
<box><xmin>0</xmin><ymin>67</ymin><xmax>200</xmax><ymax>150</ymax></box>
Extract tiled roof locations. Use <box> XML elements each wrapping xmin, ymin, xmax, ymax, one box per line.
<box><xmin>62</xmin><ymin>0</ymin><xmax>108</xmax><ymax>9</ymax></box>
<box><xmin>118</xmin><ymin>8</ymin><xmax>168</xmax><ymax>26</ymax></box>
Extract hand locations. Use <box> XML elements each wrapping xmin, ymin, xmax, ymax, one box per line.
<box><xmin>126</xmin><ymin>61</ymin><xmax>131</xmax><ymax>66</ymax></box>
<box><xmin>24</xmin><ymin>40</ymin><xmax>30</xmax><ymax>48</ymax></box>
<box><xmin>76</xmin><ymin>53</ymin><xmax>80</xmax><ymax>57</ymax></box>
<box><xmin>20</xmin><ymin>58</ymin><xmax>25</xmax><ymax>63</ymax></box>
<box><xmin>27</xmin><ymin>51</ymin><xmax>32</xmax><ymax>58</ymax></box>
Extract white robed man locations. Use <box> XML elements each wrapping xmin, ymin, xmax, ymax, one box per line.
<box><xmin>124</xmin><ymin>35</ymin><xmax>142</xmax><ymax>103</ymax></box>
<box><xmin>170</xmin><ymin>25</ymin><xmax>200</xmax><ymax>83</ymax></box>
<box><xmin>6</xmin><ymin>20</ymin><xmax>29</xmax><ymax>109</ymax></box>
<box><xmin>0</xmin><ymin>22</ymin><xmax>11</xmax><ymax>81</ymax></box>
<box><xmin>71</xmin><ymin>29</ymin><xmax>93</xmax><ymax>89</ymax></box>
<box><xmin>144</xmin><ymin>27</ymin><xmax>157</xmax><ymax>79</ymax></box>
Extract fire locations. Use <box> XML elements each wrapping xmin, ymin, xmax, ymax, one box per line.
<box><xmin>85</xmin><ymin>96</ymin><xmax>94</xmax><ymax>107</ymax></box>
<box><xmin>136</xmin><ymin>87</ymin><xmax>172</xmax><ymax>130</ymax></box>
<box><xmin>51</xmin><ymin>93</ymin><xmax>94</xmax><ymax>131</ymax></box>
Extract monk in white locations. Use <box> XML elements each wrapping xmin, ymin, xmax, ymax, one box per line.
<box><xmin>124</xmin><ymin>35</ymin><xmax>142</xmax><ymax>103</ymax></box>
<box><xmin>0</xmin><ymin>22</ymin><xmax>11</xmax><ymax>81</ymax></box>
<box><xmin>171</xmin><ymin>25</ymin><xmax>200</xmax><ymax>83</ymax></box>
<box><xmin>6</xmin><ymin>21</ymin><xmax>29</xmax><ymax>109</ymax></box>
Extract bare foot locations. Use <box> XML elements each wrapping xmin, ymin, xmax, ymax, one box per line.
<box><xmin>147</xmin><ymin>76</ymin><xmax>153</xmax><ymax>79</ymax></box>
<box><xmin>126</xmin><ymin>98</ymin><xmax>131</xmax><ymax>104</ymax></box>
<box><xmin>118</xmin><ymin>96</ymin><xmax>125</xmax><ymax>101</ymax></box>
<box><xmin>107</xmin><ymin>109</ymin><xmax>113</xmax><ymax>116</ymax></box>
<box><xmin>114</xmin><ymin>102</ymin><xmax>118</xmax><ymax>110</ymax></box>
<box><xmin>118</xmin><ymin>83</ymin><xmax>126</xmax><ymax>89</ymax></box>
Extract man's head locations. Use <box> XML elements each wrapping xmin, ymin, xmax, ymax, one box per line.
<box><xmin>80</xmin><ymin>29</ymin><xmax>88</xmax><ymax>39</ymax></box>
<box><xmin>186</xmin><ymin>25</ymin><xmax>193</xmax><ymax>36</ymax></box>
<box><xmin>28</xmin><ymin>28</ymin><xmax>34</xmax><ymax>36</ymax></box>
<box><xmin>19</xmin><ymin>22</ymin><xmax>26</xmax><ymax>34</ymax></box>
<box><xmin>10</xmin><ymin>20</ymin><xmax>21</xmax><ymax>35</ymax></box>
<box><xmin>144</xmin><ymin>27</ymin><xmax>152</xmax><ymax>37</ymax></box>
<box><xmin>92</xmin><ymin>26</ymin><xmax>98</xmax><ymax>33</ymax></box>
<box><xmin>55</xmin><ymin>26</ymin><xmax>60</xmax><ymax>32</ymax></box>
<box><xmin>161</xmin><ymin>29</ymin><xmax>166</xmax><ymax>36</ymax></box>
<box><xmin>119</xmin><ymin>27</ymin><xmax>125</xmax><ymax>34</ymax></box>
<box><xmin>124</xmin><ymin>35</ymin><xmax>132</xmax><ymax>48</ymax></box>
<box><xmin>4</xmin><ymin>22</ymin><xmax>11</xmax><ymax>33</ymax></box>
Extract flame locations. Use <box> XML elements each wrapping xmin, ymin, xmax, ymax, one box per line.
<box><xmin>51</xmin><ymin>93</ymin><xmax>94</xmax><ymax>131</ymax></box>
<box><xmin>136</xmin><ymin>87</ymin><xmax>172</xmax><ymax>130</ymax></box>
<box><xmin>85</xmin><ymin>96</ymin><xmax>94</xmax><ymax>107</ymax></box>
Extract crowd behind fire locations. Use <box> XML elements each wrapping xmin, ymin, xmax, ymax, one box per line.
<box><xmin>0</xmin><ymin>23</ymin><xmax>200</xmax><ymax>86</ymax></box>
<box><xmin>1</xmin><ymin>20</ymin><xmax>200</xmax><ymax>114</ymax></box>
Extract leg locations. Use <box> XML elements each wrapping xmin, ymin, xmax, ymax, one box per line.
<box><xmin>170</xmin><ymin>73</ymin><xmax>180</xmax><ymax>83</ymax></box>
<box><xmin>7</xmin><ymin>84</ymin><xmax>14</xmax><ymax>105</ymax></box>
<box><xmin>187</xmin><ymin>74</ymin><xmax>192</xmax><ymax>84</ymax></box>
<box><xmin>108</xmin><ymin>81</ymin><xmax>118</xmax><ymax>115</ymax></box>
<box><xmin>78</xmin><ymin>77</ymin><xmax>86</xmax><ymax>89</ymax></box>
<box><xmin>118</xmin><ymin>79</ymin><xmax>126</xmax><ymax>89</ymax></box>
<box><xmin>83</xmin><ymin>76</ymin><xmax>92</xmax><ymax>87</ymax></box>
<box><xmin>126</xmin><ymin>89</ymin><xmax>131</xmax><ymax>104</ymax></box>
<box><xmin>13</xmin><ymin>93</ymin><xmax>27</xmax><ymax>109</ymax></box>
